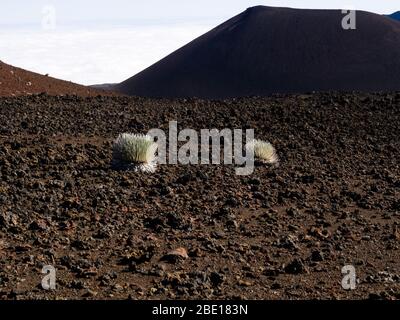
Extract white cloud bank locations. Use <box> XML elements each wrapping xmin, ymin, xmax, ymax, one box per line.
<box><xmin>0</xmin><ymin>22</ymin><xmax>216</xmax><ymax>85</ymax></box>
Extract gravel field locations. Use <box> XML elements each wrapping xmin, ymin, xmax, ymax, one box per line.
<box><xmin>0</xmin><ymin>92</ymin><xmax>399</xmax><ymax>299</ymax></box>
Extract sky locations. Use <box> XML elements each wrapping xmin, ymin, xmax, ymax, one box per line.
<box><xmin>0</xmin><ymin>1</ymin><xmax>399</xmax><ymax>85</ymax></box>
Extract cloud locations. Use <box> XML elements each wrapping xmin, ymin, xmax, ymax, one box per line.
<box><xmin>0</xmin><ymin>22</ymin><xmax>215</xmax><ymax>85</ymax></box>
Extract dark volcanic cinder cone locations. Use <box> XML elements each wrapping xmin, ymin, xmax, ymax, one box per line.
<box><xmin>115</xmin><ymin>6</ymin><xmax>400</xmax><ymax>99</ymax></box>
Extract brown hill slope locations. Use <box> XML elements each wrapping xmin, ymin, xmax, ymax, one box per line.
<box><xmin>0</xmin><ymin>60</ymin><xmax>117</xmax><ymax>97</ymax></box>
<box><xmin>116</xmin><ymin>6</ymin><xmax>400</xmax><ymax>99</ymax></box>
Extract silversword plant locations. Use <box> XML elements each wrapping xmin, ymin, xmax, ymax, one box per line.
<box><xmin>246</xmin><ymin>139</ymin><xmax>278</xmax><ymax>165</ymax></box>
<box><xmin>112</xmin><ymin>133</ymin><xmax>158</xmax><ymax>172</ymax></box>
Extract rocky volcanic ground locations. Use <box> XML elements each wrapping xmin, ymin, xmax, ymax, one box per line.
<box><xmin>0</xmin><ymin>92</ymin><xmax>399</xmax><ymax>300</ymax></box>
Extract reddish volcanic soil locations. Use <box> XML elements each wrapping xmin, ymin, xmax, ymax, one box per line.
<box><xmin>0</xmin><ymin>61</ymin><xmax>117</xmax><ymax>97</ymax></box>
<box><xmin>0</xmin><ymin>92</ymin><xmax>399</xmax><ymax>300</ymax></box>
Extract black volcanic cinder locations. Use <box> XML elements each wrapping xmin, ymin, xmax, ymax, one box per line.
<box><xmin>115</xmin><ymin>6</ymin><xmax>400</xmax><ymax>99</ymax></box>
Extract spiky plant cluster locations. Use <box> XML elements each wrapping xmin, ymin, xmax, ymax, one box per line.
<box><xmin>112</xmin><ymin>133</ymin><xmax>158</xmax><ymax>172</ymax></box>
<box><xmin>246</xmin><ymin>139</ymin><xmax>279</xmax><ymax>165</ymax></box>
